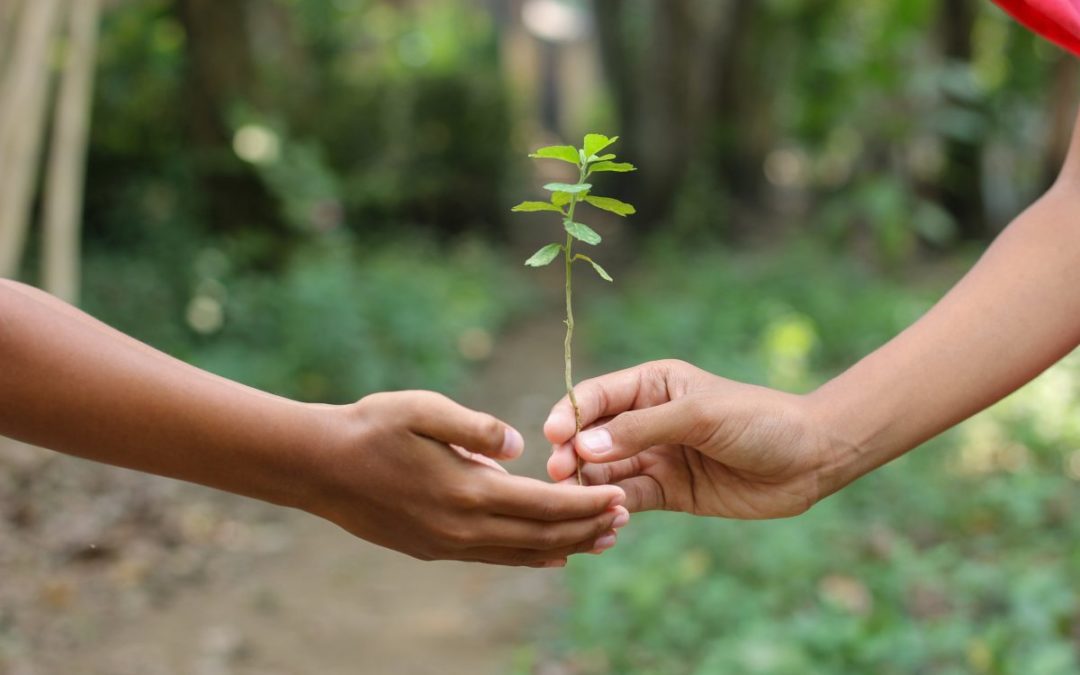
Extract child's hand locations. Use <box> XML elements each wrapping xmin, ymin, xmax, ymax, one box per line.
<box><xmin>305</xmin><ymin>391</ymin><xmax>628</xmax><ymax>567</ymax></box>
<box><xmin>545</xmin><ymin>360</ymin><xmax>833</xmax><ymax>520</ymax></box>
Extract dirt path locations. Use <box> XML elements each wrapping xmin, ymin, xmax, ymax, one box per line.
<box><xmin>8</xmin><ymin>309</ymin><xmax>580</xmax><ymax>675</ymax></box>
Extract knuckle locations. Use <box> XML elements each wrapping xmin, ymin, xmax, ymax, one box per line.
<box><xmin>474</xmin><ymin>415</ymin><xmax>504</xmax><ymax>446</ymax></box>
<box><xmin>433</xmin><ymin>518</ymin><xmax>474</xmax><ymax>549</ymax></box>
<box><xmin>535</xmin><ymin>528</ymin><xmax>563</xmax><ymax>550</ymax></box>
<box><xmin>535</xmin><ymin>500</ymin><xmax>559</xmax><ymax>521</ymax></box>
<box><xmin>447</xmin><ymin>484</ymin><xmax>485</xmax><ymax>511</ymax></box>
<box><xmin>571</xmin><ymin>537</ymin><xmax>598</xmax><ymax>555</ymax></box>
<box><xmin>657</xmin><ymin>358</ymin><xmax>689</xmax><ymax>373</ymax></box>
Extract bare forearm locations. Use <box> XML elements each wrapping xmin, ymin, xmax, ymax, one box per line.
<box><xmin>808</xmin><ymin>181</ymin><xmax>1080</xmax><ymax>493</ymax></box>
<box><xmin>0</xmin><ymin>280</ymin><xmax>326</xmax><ymax>508</ymax></box>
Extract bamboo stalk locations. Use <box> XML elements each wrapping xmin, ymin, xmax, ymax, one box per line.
<box><xmin>41</xmin><ymin>0</ymin><xmax>100</xmax><ymax>302</ymax></box>
<box><xmin>0</xmin><ymin>0</ymin><xmax>64</xmax><ymax>278</ymax></box>
<box><xmin>0</xmin><ymin>0</ymin><xmax>24</xmax><ymax>72</ymax></box>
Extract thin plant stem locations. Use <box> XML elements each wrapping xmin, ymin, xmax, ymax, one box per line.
<box><xmin>563</xmin><ymin>164</ymin><xmax>588</xmax><ymax>485</ymax></box>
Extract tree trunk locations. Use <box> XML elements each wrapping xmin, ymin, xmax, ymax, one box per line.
<box><xmin>0</xmin><ymin>0</ymin><xmax>64</xmax><ymax>278</ymax></box>
<box><xmin>938</xmin><ymin>0</ymin><xmax>989</xmax><ymax>239</ymax></box>
<box><xmin>592</xmin><ymin>0</ymin><xmax>740</xmax><ymax>230</ymax></box>
<box><xmin>41</xmin><ymin>0</ymin><xmax>101</xmax><ymax>302</ymax></box>
<box><xmin>175</xmin><ymin>0</ymin><xmax>273</xmax><ymax>233</ymax></box>
<box><xmin>1043</xmin><ymin>54</ymin><xmax>1080</xmax><ymax>185</ymax></box>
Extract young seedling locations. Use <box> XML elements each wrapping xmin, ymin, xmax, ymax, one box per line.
<box><xmin>512</xmin><ymin>134</ymin><xmax>636</xmax><ymax>485</ymax></box>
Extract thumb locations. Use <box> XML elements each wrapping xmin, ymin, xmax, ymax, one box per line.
<box><xmin>399</xmin><ymin>391</ymin><xmax>525</xmax><ymax>461</ymax></box>
<box><xmin>573</xmin><ymin>398</ymin><xmax>701</xmax><ymax>463</ymax></box>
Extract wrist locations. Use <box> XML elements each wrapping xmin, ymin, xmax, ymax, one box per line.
<box><xmin>282</xmin><ymin>401</ymin><xmax>367</xmax><ymax>516</ymax></box>
<box><xmin>800</xmin><ymin>382</ymin><xmax>902</xmax><ymax>500</ymax></box>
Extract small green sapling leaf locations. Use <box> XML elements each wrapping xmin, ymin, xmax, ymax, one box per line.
<box><xmin>551</xmin><ymin>191</ymin><xmax>572</xmax><ymax>207</ymax></box>
<box><xmin>512</xmin><ymin>201</ymin><xmax>564</xmax><ymax>213</ymax></box>
<box><xmin>589</xmin><ymin>260</ymin><xmax>613</xmax><ymax>282</ymax></box>
<box><xmin>525</xmin><ymin>243</ymin><xmax>563</xmax><ymax>267</ymax></box>
<box><xmin>564</xmin><ymin>220</ymin><xmax>602</xmax><ymax>245</ymax></box>
<box><xmin>584</xmin><ymin>195</ymin><xmax>636</xmax><ymax>217</ymax></box>
<box><xmin>529</xmin><ymin>145</ymin><xmax>581</xmax><ymax>165</ymax></box>
<box><xmin>584</xmin><ymin>134</ymin><xmax>618</xmax><ymax>157</ymax></box>
<box><xmin>544</xmin><ymin>182</ymin><xmax>592</xmax><ymax>195</ymax></box>
<box><xmin>589</xmin><ymin>161</ymin><xmax>636</xmax><ymax>173</ymax></box>
<box><xmin>575</xmin><ymin>254</ymin><xmax>614</xmax><ymax>282</ymax></box>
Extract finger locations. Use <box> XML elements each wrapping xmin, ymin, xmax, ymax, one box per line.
<box><xmin>461</xmin><ymin>529</ymin><xmax>619</xmax><ymax>566</ymax></box>
<box><xmin>547</xmin><ymin>442</ymin><xmax>578</xmax><ymax>482</ymax></box>
<box><xmin>544</xmin><ymin>365</ymin><xmax>657</xmax><ymax>445</ymax></box>
<box><xmin>400</xmin><ymin>391</ymin><xmax>524</xmax><ymax>460</ymax></box>
<box><xmin>452</xmin><ymin>444</ymin><xmax>510</xmax><ymax>474</ymax></box>
<box><xmin>551</xmin><ymin>450</ymin><xmax>642</xmax><ymax>487</ymax></box>
<box><xmin>573</xmin><ymin>398</ymin><xmax>703</xmax><ymax>463</ymax></box>
<box><xmin>484</xmin><ymin>474</ymin><xmax>625</xmax><ymax>521</ymax></box>
<box><xmin>476</xmin><ymin>506</ymin><xmax>629</xmax><ymax>550</ymax></box>
<box><xmin>581</xmin><ymin>456</ymin><xmax>643</xmax><ymax>486</ymax></box>
<box><xmin>614</xmin><ymin>475</ymin><xmax>666</xmax><ymax>513</ymax></box>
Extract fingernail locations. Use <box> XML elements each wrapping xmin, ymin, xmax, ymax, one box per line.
<box><xmin>578</xmin><ymin>428</ymin><xmax>613</xmax><ymax>456</ymax></box>
<box><xmin>501</xmin><ymin>427</ymin><xmax>524</xmax><ymax>459</ymax></box>
<box><xmin>543</xmin><ymin>559</ymin><xmax>567</xmax><ymax>568</ymax></box>
<box><xmin>607</xmin><ymin>489</ymin><xmax>627</xmax><ymax>508</ymax></box>
<box><xmin>592</xmin><ymin>533</ymin><xmax>617</xmax><ymax>552</ymax></box>
<box><xmin>611</xmin><ymin>506</ymin><xmax>630</xmax><ymax>529</ymax></box>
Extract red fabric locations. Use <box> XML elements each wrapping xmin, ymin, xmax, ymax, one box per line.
<box><xmin>991</xmin><ymin>0</ymin><xmax>1080</xmax><ymax>56</ymax></box>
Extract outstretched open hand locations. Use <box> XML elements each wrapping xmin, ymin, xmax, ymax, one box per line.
<box><xmin>545</xmin><ymin>360</ymin><xmax>834</xmax><ymax>519</ymax></box>
<box><xmin>308</xmin><ymin>391</ymin><xmax>628</xmax><ymax>567</ymax></box>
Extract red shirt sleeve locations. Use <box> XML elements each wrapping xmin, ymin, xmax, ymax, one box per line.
<box><xmin>991</xmin><ymin>0</ymin><xmax>1080</xmax><ymax>56</ymax></box>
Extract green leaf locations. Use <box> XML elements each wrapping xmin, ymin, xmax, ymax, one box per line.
<box><xmin>588</xmin><ymin>260</ymin><xmax>613</xmax><ymax>282</ymax></box>
<box><xmin>551</xmin><ymin>192</ymin><xmax>572</xmax><ymax>207</ymax></box>
<box><xmin>564</xmin><ymin>221</ymin><xmax>602</xmax><ymax>245</ymax></box>
<box><xmin>584</xmin><ymin>134</ymin><xmax>618</xmax><ymax>157</ymax></box>
<box><xmin>529</xmin><ymin>145</ymin><xmax>580</xmax><ymax>165</ymax></box>
<box><xmin>544</xmin><ymin>182</ymin><xmax>592</xmax><ymax>194</ymax></box>
<box><xmin>591</xmin><ymin>153</ymin><xmax>616</xmax><ymax>162</ymax></box>
<box><xmin>589</xmin><ymin>161</ymin><xmax>636</xmax><ymax>173</ymax></box>
<box><xmin>525</xmin><ymin>243</ymin><xmax>563</xmax><ymax>267</ymax></box>
<box><xmin>575</xmin><ymin>254</ymin><xmax>613</xmax><ymax>282</ymax></box>
<box><xmin>511</xmin><ymin>201</ymin><xmax>564</xmax><ymax>214</ymax></box>
<box><xmin>584</xmin><ymin>195</ymin><xmax>636</xmax><ymax>217</ymax></box>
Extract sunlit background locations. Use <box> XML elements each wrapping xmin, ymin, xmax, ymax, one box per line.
<box><xmin>2</xmin><ymin>0</ymin><xmax>1080</xmax><ymax>673</ymax></box>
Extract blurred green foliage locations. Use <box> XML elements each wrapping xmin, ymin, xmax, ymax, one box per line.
<box><xmin>87</xmin><ymin>0</ymin><xmax>512</xmax><ymax>243</ymax></box>
<box><xmin>556</xmin><ymin>240</ymin><xmax>1080</xmax><ymax>674</ymax></box>
<box><xmin>76</xmin><ymin>0</ymin><xmax>522</xmax><ymax>402</ymax></box>
<box><xmin>597</xmin><ymin>0</ymin><xmax>1064</xmax><ymax>253</ymax></box>
<box><xmin>83</xmin><ymin>233</ymin><xmax>524</xmax><ymax>403</ymax></box>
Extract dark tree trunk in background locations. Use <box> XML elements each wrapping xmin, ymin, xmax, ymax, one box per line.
<box><xmin>1043</xmin><ymin>54</ymin><xmax>1080</xmax><ymax>186</ymax></box>
<box><xmin>938</xmin><ymin>0</ymin><xmax>989</xmax><ymax>239</ymax></box>
<box><xmin>593</xmin><ymin>0</ymin><xmax>742</xmax><ymax>230</ymax></box>
<box><xmin>714</xmin><ymin>1</ymin><xmax>763</xmax><ymax>206</ymax></box>
<box><xmin>175</xmin><ymin>0</ymin><xmax>276</xmax><ymax>233</ymax></box>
